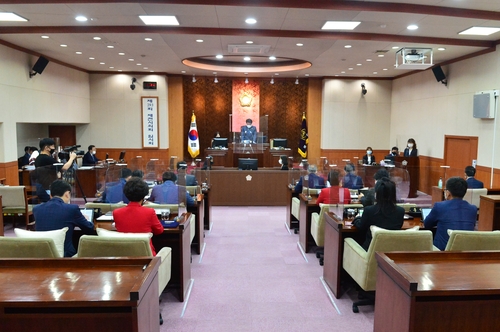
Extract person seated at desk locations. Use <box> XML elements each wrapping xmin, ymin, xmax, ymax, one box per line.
<box><xmin>279</xmin><ymin>155</ymin><xmax>289</xmax><ymax>170</ymax></box>
<box><xmin>358</xmin><ymin>168</ymin><xmax>390</xmax><ymax>207</ymax></box>
<box><xmin>424</xmin><ymin>177</ymin><xmax>477</xmax><ymax>250</ymax></box>
<box><xmin>403</xmin><ymin>138</ymin><xmax>418</xmax><ymax>157</ymax></box>
<box><xmin>362</xmin><ymin>147</ymin><xmax>376</xmax><ymax>165</ymax></box>
<box><xmin>294</xmin><ymin>164</ymin><xmax>325</xmax><ymax>193</ymax></box>
<box><xmin>317</xmin><ymin>170</ymin><xmax>351</xmax><ymax>204</ymax></box>
<box><xmin>19</xmin><ymin>146</ymin><xmax>31</xmax><ymax>168</ymax></box>
<box><xmin>113</xmin><ymin>177</ymin><xmax>164</xmax><ymax>256</ymax></box>
<box><xmin>148</xmin><ymin>171</ymin><xmax>195</xmax><ymax>207</ymax></box>
<box><xmin>241</xmin><ymin>118</ymin><xmax>257</xmax><ymax>144</ymax></box>
<box><xmin>33</xmin><ymin>180</ymin><xmax>95</xmax><ymax>257</ymax></box>
<box><xmin>384</xmin><ymin>146</ymin><xmax>399</xmax><ymax>163</ymax></box>
<box><xmin>82</xmin><ymin>145</ymin><xmax>100</xmax><ymax>166</ymax></box>
<box><xmin>342</xmin><ymin>163</ymin><xmax>364</xmax><ymax>190</ymax></box>
<box><xmin>177</xmin><ymin>161</ymin><xmax>198</xmax><ymax>186</ymax></box>
<box><xmin>102</xmin><ymin>168</ymin><xmax>132</xmax><ymax>203</ymax></box>
<box><xmin>465</xmin><ymin>165</ymin><xmax>483</xmax><ymax>189</ymax></box>
<box><xmin>131</xmin><ymin>169</ymin><xmax>144</xmax><ymax>178</ymax></box>
<box><xmin>353</xmin><ymin>178</ymin><xmax>405</xmax><ymax>251</ymax></box>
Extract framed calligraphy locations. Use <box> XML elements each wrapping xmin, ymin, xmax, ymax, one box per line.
<box><xmin>141</xmin><ymin>96</ymin><xmax>159</xmax><ymax>148</ymax></box>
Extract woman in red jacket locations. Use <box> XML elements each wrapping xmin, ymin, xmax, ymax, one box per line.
<box><xmin>316</xmin><ymin>169</ymin><xmax>351</xmax><ymax>205</ymax></box>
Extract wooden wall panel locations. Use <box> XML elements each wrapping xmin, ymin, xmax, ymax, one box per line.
<box><xmin>168</xmin><ymin>76</ymin><xmax>184</xmax><ymax>161</ymax></box>
<box><xmin>0</xmin><ymin>161</ymin><xmax>19</xmax><ymax>186</ymax></box>
<box><xmin>307</xmin><ymin>78</ymin><xmax>322</xmax><ymax>162</ymax></box>
<box><xmin>96</xmin><ymin>148</ymin><xmax>169</xmax><ymax>164</ymax></box>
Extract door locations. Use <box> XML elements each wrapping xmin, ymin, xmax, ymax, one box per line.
<box><xmin>49</xmin><ymin>125</ymin><xmax>76</xmax><ymax>149</ymax></box>
<box><xmin>444</xmin><ymin>135</ymin><xmax>478</xmax><ymax>178</ymax></box>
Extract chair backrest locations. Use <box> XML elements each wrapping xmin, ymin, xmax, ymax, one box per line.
<box><xmin>445</xmin><ymin>230</ymin><xmax>500</xmax><ymax>251</ymax></box>
<box><xmin>364</xmin><ymin>229</ymin><xmax>433</xmax><ymax>289</ymax></box>
<box><xmin>143</xmin><ymin>203</ymin><xmax>179</xmax><ymax>213</ymax></box>
<box><xmin>0</xmin><ymin>186</ymin><xmax>27</xmax><ymax>208</ymax></box>
<box><xmin>77</xmin><ymin>235</ymin><xmax>153</xmax><ymax>257</ymax></box>
<box><xmin>463</xmin><ymin>188</ymin><xmax>488</xmax><ymax>208</ymax></box>
<box><xmin>0</xmin><ymin>237</ymin><xmax>60</xmax><ymax>258</ymax></box>
<box><xmin>302</xmin><ymin>187</ymin><xmax>321</xmax><ymax>195</ymax></box>
<box><xmin>186</xmin><ymin>186</ymin><xmax>199</xmax><ymax>196</ymax></box>
<box><xmin>397</xmin><ymin>203</ymin><xmax>417</xmax><ymax>212</ymax></box>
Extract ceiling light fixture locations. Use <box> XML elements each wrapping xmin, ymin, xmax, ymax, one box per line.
<box><xmin>244</xmin><ymin>56</ymin><xmax>251</xmax><ymax>61</ymax></box>
<box><xmin>107</xmin><ymin>45</ymin><xmax>114</xmax><ymax>48</ymax></box>
<box><xmin>322</xmin><ymin>21</ymin><xmax>360</xmax><ymax>30</ymax></box>
<box><xmin>269</xmin><ymin>56</ymin><xmax>276</xmax><ymax>61</ymax></box>
<box><xmin>192</xmin><ymin>74</ymin><xmax>196</xmax><ymax>83</ymax></box>
<box><xmin>459</xmin><ymin>27</ymin><xmax>500</xmax><ymax>36</ymax></box>
<box><xmin>118</xmin><ymin>52</ymin><xmax>125</xmax><ymax>55</ymax></box>
<box><xmin>216</xmin><ymin>54</ymin><xmax>223</xmax><ymax>59</ymax></box>
<box><xmin>0</xmin><ymin>12</ymin><xmax>27</xmax><ymax>21</ymax></box>
<box><xmin>344</xmin><ymin>45</ymin><xmax>352</xmax><ymax>49</ymax></box>
<box><xmin>41</xmin><ymin>35</ymin><xmax>49</xmax><ymax>39</ymax></box>
<box><xmin>75</xmin><ymin>16</ymin><xmax>87</xmax><ymax>22</ymax></box>
<box><xmin>196</xmin><ymin>39</ymin><xmax>203</xmax><ymax>43</ymax></box>
<box><xmin>407</xmin><ymin>24</ymin><xmax>418</xmax><ymax>30</ymax></box>
<box><xmin>144</xmin><ymin>38</ymin><xmax>152</xmax><ymax>41</ymax></box>
<box><xmin>93</xmin><ymin>36</ymin><xmax>101</xmax><ymax>40</ymax></box>
<box><xmin>139</xmin><ymin>15</ymin><xmax>179</xmax><ymax>25</ymax></box>
<box><xmin>296</xmin><ymin>43</ymin><xmax>304</xmax><ymax>47</ymax></box>
<box><xmin>246</xmin><ymin>41</ymin><xmax>253</xmax><ymax>44</ymax></box>
<box><xmin>245</xmin><ymin>18</ymin><xmax>257</xmax><ymax>24</ymax></box>
<box><xmin>75</xmin><ymin>51</ymin><xmax>82</xmax><ymax>54</ymax></box>
<box><xmin>438</xmin><ymin>47</ymin><xmax>446</xmax><ymax>51</ymax></box>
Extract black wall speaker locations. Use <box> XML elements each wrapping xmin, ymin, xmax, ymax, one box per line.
<box><xmin>32</xmin><ymin>56</ymin><xmax>49</xmax><ymax>75</ymax></box>
<box><xmin>432</xmin><ymin>66</ymin><xmax>446</xmax><ymax>82</ymax></box>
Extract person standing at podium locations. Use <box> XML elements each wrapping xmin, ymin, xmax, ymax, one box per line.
<box><xmin>241</xmin><ymin>118</ymin><xmax>257</xmax><ymax>143</ymax></box>
<box><xmin>404</xmin><ymin>138</ymin><xmax>418</xmax><ymax>157</ymax></box>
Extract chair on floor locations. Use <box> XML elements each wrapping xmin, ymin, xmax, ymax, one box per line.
<box><xmin>343</xmin><ymin>225</ymin><xmax>433</xmax><ymax>313</ymax></box>
<box><xmin>463</xmin><ymin>188</ymin><xmax>487</xmax><ymax>209</ymax></box>
<box><xmin>0</xmin><ymin>185</ymin><xmax>34</xmax><ymax>229</ymax></box>
<box><xmin>445</xmin><ymin>230</ymin><xmax>500</xmax><ymax>251</ymax></box>
<box><xmin>0</xmin><ymin>237</ymin><xmax>60</xmax><ymax>258</ymax></box>
<box><xmin>311</xmin><ymin>204</ymin><xmax>332</xmax><ymax>266</ymax></box>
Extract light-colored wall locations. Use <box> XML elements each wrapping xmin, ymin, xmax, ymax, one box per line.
<box><xmin>391</xmin><ymin>49</ymin><xmax>500</xmax><ymax>168</ymax></box>
<box><xmin>0</xmin><ymin>43</ymin><xmax>90</xmax><ymax>162</ymax></box>
<box><xmin>84</xmin><ymin>74</ymin><xmax>169</xmax><ymax>149</ymax></box>
<box><xmin>321</xmin><ymin>79</ymin><xmax>393</xmax><ymax>150</ymax></box>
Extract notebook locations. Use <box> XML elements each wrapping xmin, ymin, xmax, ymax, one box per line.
<box><xmin>421</xmin><ymin>208</ymin><xmax>432</xmax><ymax>220</ymax></box>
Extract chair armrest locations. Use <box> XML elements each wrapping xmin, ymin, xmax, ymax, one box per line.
<box><xmin>343</xmin><ymin>238</ymin><xmax>370</xmax><ymax>289</ymax></box>
<box><xmin>156</xmin><ymin>247</ymin><xmax>172</xmax><ymax>263</ymax></box>
<box><xmin>311</xmin><ymin>212</ymin><xmax>319</xmax><ymax>224</ymax></box>
<box><xmin>344</xmin><ymin>238</ymin><xmax>369</xmax><ymax>262</ymax></box>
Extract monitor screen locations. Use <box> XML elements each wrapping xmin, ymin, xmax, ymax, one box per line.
<box><xmin>272</xmin><ymin>138</ymin><xmax>287</xmax><ymax>149</ymax></box>
<box><xmin>118</xmin><ymin>150</ymin><xmax>126</xmax><ymax>161</ymax></box>
<box><xmin>238</xmin><ymin>158</ymin><xmax>258</xmax><ymax>170</ymax></box>
<box><xmin>212</xmin><ymin>137</ymin><xmax>228</xmax><ymax>148</ymax></box>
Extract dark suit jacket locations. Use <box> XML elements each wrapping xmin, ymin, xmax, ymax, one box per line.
<box><xmin>33</xmin><ymin>197</ymin><xmax>95</xmax><ymax>257</ymax></box>
<box><xmin>102</xmin><ymin>178</ymin><xmax>129</xmax><ymax>204</ymax></box>
<box><xmin>240</xmin><ymin>125</ymin><xmax>257</xmax><ymax>143</ymax></box>
<box><xmin>82</xmin><ymin>151</ymin><xmax>99</xmax><ymax>166</ymax></box>
<box><xmin>423</xmin><ymin>198</ymin><xmax>477</xmax><ymax>250</ymax></box>
<box><xmin>149</xmin><ymin>181</ymin><xmax>195</xmax><ymax>206</ymax></box>
<box><xmin>342</xmin><ymin>173</ymin><xmax>364</xmax><ymax>189</ymax></box>
<box><xmin>353</xmin><ymin>205</ymin><xmax>405</xmax><ymax>250</ymax></box>
<box><xmin>466</xmin><ymin>177</ymin><xmax>484</xmax><ymax>189</ymax></box>
<box><xmin>294</xmin><ymin>173</ymin><xmax>325</xmax><ymax>193</ymax></box>
<box><xmin>185</xmin><ymin>174</ymin><xmax>198</xmax><ymax>186</ymax></box>
<box><xmin>362</xmin><ymin>154</ymin><xmax>376</xmax><ymax>165</ymax></box>
<box><xmin>403</xmin><ymin>148</ymin><xmax>418</xmax><ymax>157</ymax></box>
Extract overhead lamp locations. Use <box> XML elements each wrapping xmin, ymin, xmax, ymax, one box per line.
<box><xmin>130</xmin><ymin>77</ymin><xmax>137</xmax><ymax>90</ymax></box>
<box><xmin>139</xmin><ymin>15</ymin><xmax>179</xmax><ymax>26</ymax></box>
<box><xmin>192</xmin><ymin>74</ymin><xmax>196</xmax><ymax>83</ymax></box>
<box><xmin>361</xmin><ymin>83</ymin><xmax>367</xmax><ymax>95</ymax></box>
<box><xmin>295</xmin><ymin>77</ymin><xmax>299</xmax><ymax>85</ymax></box>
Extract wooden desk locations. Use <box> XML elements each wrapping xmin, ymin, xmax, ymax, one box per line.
<box><xmin>95</xmin><ymin>212</ymin><xmax>192</xmax><ymax>302</ymax></box>
<box><xmin>188</xmin><ymin>195</ymin><xmax>205</xmax><ymax>254</ymax></box>
<box><xmin>209</xmin><ymin>169</ymin><xmax>289</xmax><ymax>206</ymax></box>
<box><xmin>478</xmin><ymin>195</ymin><xmax>500</xmax><ymax>231</ymax></box>
<box><xmin>323</xmin><ymin>212</ymin><xmax>424</xmax><ymax>299</ymax></box>
<box><xmin>431</xmin><ymin>185</ymin><xmax>444</xmax><ymax>206</ymax></box>
<box><xmin>286</xmin><ymin>186</ymin><xmax>299</xmax><ymax>230</ymax></box>
<box><xmin>298</xmin><ymin>194</ymin><xmax>320</xmax><ymax>253</ymax></box>
<box><xmin>204</xmin><ymin>148</ymin><xmax>232</xmax><ymax>167</ymax></box>
<box><xmin>0</xmin><ymin>257</ymin><xmax>160</xmax><ymax>332</ymax></box>
<box><xmin>374</xmin><ymin>251</ymin><xmax>500</xmax><ymax>332</ymax></box>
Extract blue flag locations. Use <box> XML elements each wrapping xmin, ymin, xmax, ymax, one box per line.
<box><xmin>298</xmin><ymin>113</ymin><xmax>308</xmax><ymax>158</ymax></box>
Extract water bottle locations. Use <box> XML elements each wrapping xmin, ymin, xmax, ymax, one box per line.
<box><xmin>438</xmin><ymin>177</ymin><xmax>443</xmax><ymax>189</ymax></box>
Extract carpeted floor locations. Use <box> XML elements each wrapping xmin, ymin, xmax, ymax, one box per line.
<box><xmin>158</xmin><ymin>206</ymin><xmax>374</xmax><ymax>332</ymax></box>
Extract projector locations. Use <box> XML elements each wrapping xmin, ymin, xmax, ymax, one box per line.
<box><xmin>405</xmin><ymin>53</ymin><xmax>423</xmax><ymax>61</ymax></box>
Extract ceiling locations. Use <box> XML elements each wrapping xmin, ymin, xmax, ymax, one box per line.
<box><xmin>0</xmin><ymin>0</ymin><xmax>499</xmax><ymax>79</ymax></box>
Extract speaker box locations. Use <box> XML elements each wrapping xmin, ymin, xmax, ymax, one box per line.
<box><xmin>432</xmin><ymin>66</ymin><xmax>446</xmax><ymax>82</ymax></box>
<box><xmin>32</xmin><ymin>56</ymin><xmax>49</xmax><ymax>75</ymax></box>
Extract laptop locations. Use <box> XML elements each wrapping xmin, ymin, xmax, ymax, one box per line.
<box><xmin>421</xmin><ymin>208</ymin><xmax>432</xmax><ymax>221</ymax></box>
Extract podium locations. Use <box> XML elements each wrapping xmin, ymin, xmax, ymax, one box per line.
<box><xmin>395</xmin><ymin>156</ymin><xmax>419</xmax><ymax>198</ymax></box>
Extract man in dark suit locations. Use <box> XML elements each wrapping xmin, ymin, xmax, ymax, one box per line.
<box><xmin>102</xmin><ymin>168</ymin><xmax>132</xmax><ymax>203</ymax></box>
<box><xmin>342</xmin><ymin>163</ymin><xmax>364</xmax><ymax>190</ymax></box>
<box><xmin>465</xmin><ymin>165</ymin><xmax>484</xmax><ymax>189</ymax></box>
<box><xmin>177</xmin><ymin>161</ymin><xmax>198</xmax><ymax>186</ymax></box>
<box><xmin>424</xmin><ymin>177</ymin><xmax>477</xmax><ymax>250</ymax></box>
<box><xmin>82</xmin><ymin>145</ymin><xmax>100</xmax><ymax>166</ymax></box>
<box><xmin>294</xmin><ymin>164</ymin><xmax>325</xmax><ymax>193</ymax></box>
<box><xmin>33</xmin><ymin>180</ymin><xmax>95</xmax><ymax>257</ymax></box>
<box><xmin>240</xmin><ymin>118</ymin><xmax>257</xmax><ymax>143</ymax></box>
<box><xmin>148</xmin><ymin>171</ymin><xmax>195</xmax><ymax>207</ymax></box>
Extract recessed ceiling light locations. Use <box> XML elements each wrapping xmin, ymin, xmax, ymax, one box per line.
<box><xmin>344</xmin><ymin>45</ymin><xmax>352</xmax><ymax>48</ymax></box>
<box><xmin>348</xmin><ymin>68</ymin><xmax>353</xmax><ymax>70</ymax></box>
<box><xmin>128</xmin><ymin>58</ymin><xmax>134</xmax><ymax>61</ymax></box>
<box><xmin>181</xmin><ymin>70</ymin><xmax>186</xmax><ymax>73</ymax></box>
<box><xmin>269</xmin><ymin>56</ymin><xmax>276</xmax><ymax>60</ymax></box>
<box><xmin>341</xmin><ymin>71</ymin><xmax>345</xmax><ymax>74</ymax></box>
<box><xmin>244</xmin><ymin>57</ymin><xmax>251</xmax><ymax>61</ymax></box>
<box><xmin>107</xmin><ymin>45</ymin><xmax>114</xmax><ymax>49</ymax></box>
<box><xmin>60</xmin><ymin>44</ymin><xmax>67</xmax><ymax>47</ymax></box>
<box><xmin>459</xmin><ymin>27</ymin><xmax>500</xmax><ymax>36</ymax></box>
<box><xmin>407</xmin><ymin>24</ymin><xmax>418</xmax><ymax>30</ymax></box>
<box><xmin>109</xmin><ymin>66</ymin><xmax>114</xmax><ymax>69</ymax></box>
<box><xmin>366</xmin><ymin>59</ymin><xmax>372</xmax><ymax>62</ymax></box>
<box><xmin>383</xmin><ymin>68</ymin><xmax>388</xmax><ymax>71</ymax></box>
<box><xmin>356</xmin><ymin>63</ymin><xmax>362</xmax><ymax>66</ymax></box>
<box><xmin>305</xmin><ymin>74</ymin><xmax>310</xmax><ymax>77</ymax></box>
<box><xmin>118</xmin><ymin>52</ymin><xmax>125</xmax><ymax>55</ymax></box>
<box><xmin>196</xmin><ymin>39</ymin><xmax>203</xmax><ymax>43</ymax></box>
<box><xmin>322</xmin><ymin>21</ymin><xmax>360</xmax><ymax>30</ymax></box>
<box><xmin>93</xmin><ymin>36</ymin><xmax>101</xmax><ymax>40</ymax></box>
<box><xmin>139</xmin><ymin>15</ymin><xmax>179</xmax><ymax>26</ymax></box>
<box><xmin>150</xmin><ymin>70</ymin><xmax>154</xmax><ymax>72</ymax></box>
<box><xmin>143</xmin><ymin>67</ymin><xmax>148</xmax><ymax>69</ymax></box>
<box><xmin>75</xmin><ymin>16</ymin><xmax>87</xmax><ymax>22</ymax></box>
<box><xmin>144</xmin><ymin>38</ymin><xmax>153</xmax><ymax>41</ymax></box>
<box><xmin>378</xmin><ymin>54</ymin><xmax>385</xmax><ymax>57</ymax></box>
<box><xmin>274</xmin><ymin>73</ymin><xmax>279</xmax><ymax>76</ymax></box>
<box><xmin>245</xmin><ymin>18</ymin><xmax>257</xmax><ymax>24</ymax></box>
<box><xmin>41</xmin><ymin>35</ymin><xmax>49</xmax><ymax>39</ymax></box>
<box><xmin>99</xmin><ymin>62</ymin><xmax>105</xmax><ymax>65</ymax></box>
<box><xmin>136</xmin><ymin>63</ymin><xmax>142</xmax><ymax>66</ymax></box>
<box><xmin>89</xmin><ymin>57</ymin><xmax>95</xmax><ymax>60</ymax></box>
<box><xmin>296</xmin><ymin>43</ymin><xmax>304</xmax><ymax>46</ymax></box>
<box><xmin>246</xmin><ymin>41</ymin><xmax>253</xmax><ymax>44</ymax></box>
<box><xmin>118</xmin><ymin>70</ymin><xmax>122</xmax><ymax>72</ymax></box>
<box><xmin>0</xmin><ymin>12</ymin><xmax>27</xmax><ymax>21</ymax></box>
<box><xmin>392</xmin><ymin>46</ymin><xmax>399</xmax><ymax>49</ymax></box>
<box><xmin>438</xmin><ymin>47</ymin><xmax>446</xmax><ymax>51</ymax></box>
<box><xmin>373</xmin><ymin>72</ymin><xmax>378</xmax><ymax>74</ymax></box>
<box><xmin>75</xmin><ymin>51</ymin><xmax>82</xmax><ymax>55</ymax></box>
<box><xmin>216</xmin><ymin>54</ymin><xmax>223</xmax><ymax>59</ymax></box>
